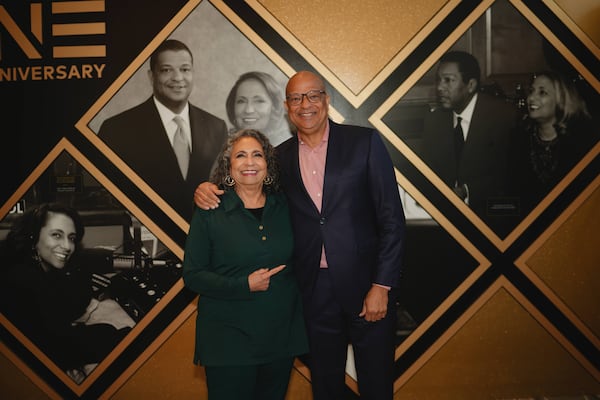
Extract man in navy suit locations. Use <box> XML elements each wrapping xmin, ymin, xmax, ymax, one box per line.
<box><xmin>420</xmin><ymin>51</ymin><xmax>517</xmax><ymax>224</ymax></box>
<box><xmin>99</xmin><ymin>39</ymin><xmax>227</xmax><ymax>222</ymax></box>
<box><xmin>195</xmin><ymin>71</ymin><xmax>405</xmax><ymax>399</ymax></box>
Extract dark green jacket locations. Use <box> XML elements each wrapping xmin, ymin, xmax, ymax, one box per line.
<box><xmin>183</xmin><ymin>190</ymin><xmax>308</xmax><ymax>366</ymax></box>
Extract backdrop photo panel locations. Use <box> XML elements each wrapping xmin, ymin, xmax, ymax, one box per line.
<box><xmin>0</xmin><ymin>140</ymin><xmax>186</xmax><ymax>398</ymax></box>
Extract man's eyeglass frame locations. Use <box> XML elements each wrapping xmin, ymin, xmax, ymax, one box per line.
<box><xmin>286</xmin><ymin>90</ymin><xmax>326</xmax><ymax>106</ymax></box>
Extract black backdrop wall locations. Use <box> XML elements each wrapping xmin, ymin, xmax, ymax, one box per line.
<box><xmin>1</xmin><ymin>1</ymin><xmax>598</xmax><ymax>398</ymax></box>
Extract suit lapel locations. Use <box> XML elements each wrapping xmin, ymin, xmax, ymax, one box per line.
<box><xmin>187</xmin><ymin>107</ymin><xmax>204</xmax><ymax>176</ymax></box>
<box><xmin>185</xmin><ymin>105</ymin><xmax>218</xmax><ymax>184</ymax></box>
<box><xmin>144</xmin><ymin>100</ymin><xmax>186</xmax><ymax>183</ymax></box>
<box><xmin>280</xmin><ymin>137</ymin><xmax>321</xmax><ymax>215</ymax></box>
<box><xmin>463</xmin><ymin>95</ymin><xmax>486</xmax><ymax>165</ymax></box>
<box><xmin>321</xmin><ymin>121</ymin><xmax>342</xmax><ymax>214</ymax></box>
<box><xmin>278</xmin><ymin>137</ymin><xmax>301</xmax><ymax>189</ymax></box>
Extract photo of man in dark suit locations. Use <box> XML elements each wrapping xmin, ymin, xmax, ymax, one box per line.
<box><xmin>420</xmin><ymin>51</ymin><xmax>518</xmax><ymax>222</ymax></box>
<box><xmin>98</xmin><ymin>39</ymin><xmax>228</xmax><ymax>221</ymax></box>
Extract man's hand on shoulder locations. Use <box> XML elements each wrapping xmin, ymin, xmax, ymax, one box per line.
<box><xmin>194</xmin><ymin>182</ymin><xmax>223</xmax><ymax>210</ymax></box>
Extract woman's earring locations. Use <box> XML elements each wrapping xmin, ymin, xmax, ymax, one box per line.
<box><xmin>31</xmin><ymin>246</ymin><xmax>41</xmax><ymax>263</ymax></box>
<box><xmin>224</xmin><ymin>175</ymin><xmax>236</xmax><ymax>187</ymax></box>
<box><xmin>263</xmin><ymin>175</ymin><xmax>273</xmax><ymax>186</ymax></box>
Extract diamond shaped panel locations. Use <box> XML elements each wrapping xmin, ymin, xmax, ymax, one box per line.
<box><xmin>397</xmin><ymin>285</ymin><xmax>600</xmax><ymax>397</ymax></box>
<box><xmin>0</xmin><ymin>140</ymin><xmax>184</xmax><ymax>397</ymax></box>
<box><xmin>516</xmin><ymin>178</ymin><xmax>600</xmax><ymax>347</ymax></box>
<box><xmin>253</xmin><ymin>0</ymin><xmax>451</xmax><ymax>105</ymax></box>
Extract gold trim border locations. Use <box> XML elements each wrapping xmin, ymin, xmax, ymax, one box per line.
<box><xmin>293</xmin><ymin>167</ymin><xmax>492</xmax><ymax>395</ymax></box>
<box><xmin>76</xmin><ymin>0</ymin><xmax>346</xmax><ymax>231</ymax></box>
<box><xmin>371</xmin><ymin>0</ymin><xmax>600</xmax><ymax>252</ymax></box>
<box><xmin>392</xmin><ymin>168</ymin><xmax>491</xmax><ymax>390</ymax></box>
<box><xmin>369</xmin><ymin>0</ymin><xmax>498</xmax><ymax>244</ymax></box>
<box><xmin>0</xmin><ymin>138</ymin><xmax>185</xmax><ymax>396</ymax></box>
<box><xmin>515</xmin><ymin>174</ymin><xmax>600</xmax><ymax>352</ymax></box>
<box><xmin>245</xmin><ymin>0</ymin><xmax>461</xmax><ymax>108</ymax></box>
<box><xmin>76</xmin><ymin>0</ymin><xmax>203</xmax><ymax>234</ymax></box>
<box><xmin>211</xmin><ymin>0</ymin><xmax>345</xmax><ymax>122</ymax></box>
<box><xmin>0</xmin><ymin>340</ymin><xmax>62</xmax><ymax>400</ymax></box>
<box><xmin>504</xmin><ymin>140</ymin><xmax>600</xmax><ymax>247</ymax></box>
<box><xmin>541</xmin><ymin>0</ymin><xmax>600</xmax><ymax>59</ymax></box>
<box><xmin>98</xmin><ymin>300</ymin><xmax>198</xmax><ymax>399</ymax></box>
<box><xmin>508</xmin><ymin>0</ymin><xmax>600</xmax><ymax>92</ymax></box>
<box><xmin>394</xmin><ymin>276</ymin><xmax>600</xmax><ymax>390</ymax></box>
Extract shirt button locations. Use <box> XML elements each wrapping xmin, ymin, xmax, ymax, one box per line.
<box><xmin>262</xmin><ymin>236</ymin><xmax>267</xmax><ymax>241</ymax></box>
<box><xmin>258</xmin><ymin>225</ymin><xmax>264</xmax><ymax>230</ymax></box>
<box><xmin>319</xmin><ymin>218</ymin><xmax>325</xmax><ymax>225</ymax></box>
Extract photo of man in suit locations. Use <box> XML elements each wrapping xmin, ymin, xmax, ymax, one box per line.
<box><xmin>420</xmin><ymin>51</ymin><xmax>518</xmax><ymax>223</ymax></box>
<box><xmin>98</xmin><ymin>39</ymin><xmax>228</xmax><ymax>221</ymax></box>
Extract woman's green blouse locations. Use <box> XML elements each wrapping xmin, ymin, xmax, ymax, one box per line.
<box><xmin>183</xmin><ymin>190</ymin><xmax>308</xmax><ymax>366</ymax></box>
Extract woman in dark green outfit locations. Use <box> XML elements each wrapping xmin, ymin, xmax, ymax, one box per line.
<box><xmin>183</xmin><ymin>129</ymin><xmax>308</xmax><ymax>400</ymax></box>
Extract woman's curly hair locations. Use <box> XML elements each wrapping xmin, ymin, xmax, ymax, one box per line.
<box><xmin>209</xmin><ymin>129</ymin><xmax>280</xmax><ymax>193</ymax></box>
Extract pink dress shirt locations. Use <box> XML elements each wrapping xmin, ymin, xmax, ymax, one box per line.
<box><xmin>298</xmin><ymin>123</ymin><xmax>329</xmax><ymax>268</ymax></box>
<box><xmin>297</xmin><ymin>121</ymin><xmax>391</xmax><ymax>290</ymax></box>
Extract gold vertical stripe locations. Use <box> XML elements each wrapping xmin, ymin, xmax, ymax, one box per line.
<box><xmin>53</xmin><ymin>45</ymin><xmax>106</xmax><ymax>58</ymax></box>
<box><xmin>52</xmin><ymin>1</ymin><xmax>105</xmax><ymax>14</ymax></box>
<box><xmin>30</xmin><ymin>3</ymin><xmax>42</xmax><ymax>43</ymax></box>
<box><xmin>52</xmin><ymin>22</ymin><xmax>106</xmax><ymax>36</ymax></box>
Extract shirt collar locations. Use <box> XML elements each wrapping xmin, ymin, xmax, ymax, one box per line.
<box><xmin>153</xmin><ymin>96</ymin><xmax>190</xmax><ymax>125</ymax></box>
<box><xmin>298</xmin><ymin>120</ymin><xmax>330</xmax><ymax>148</ymax></box>
<box><xmin>221</xmin><ymin>190</ymin><xmax>282</xmax><ymax>214</ymax></box>
<box><xmin>454</xmin><ymin>92</ymin><xmax>477</xmax><ymax>125</ymax></box>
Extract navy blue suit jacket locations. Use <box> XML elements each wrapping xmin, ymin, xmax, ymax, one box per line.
<box><xmin>277</xmin><ymin>120</ymin><xmax>405</xmax><ymax>314</ymax></box>
<box><xmin>98</xmin><ymin>97</ymin><xmax>227</xmax><ymax>221</ymax></box>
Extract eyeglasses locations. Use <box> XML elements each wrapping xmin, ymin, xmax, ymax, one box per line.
<box><xmin>286</xmin><ymin>90</ymin><xmax>325</xmax><ymax>106</ymax></box>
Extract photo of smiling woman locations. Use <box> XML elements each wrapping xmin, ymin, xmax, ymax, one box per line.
<box><xmin>225</xmin><ymin>71</ymin><xmax>293</xmax><ymax>146</ymax></box>
<box><xmin>508</xmin><ymin>71</ymin><xmax>598</xmax><ymax>214</ymax></box>
<box><xmin>0</xmin><ymin>203</ymin><xmax>132</xmax><ymax>383</ymax></box>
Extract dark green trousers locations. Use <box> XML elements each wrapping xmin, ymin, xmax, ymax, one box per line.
<box><xmin>204</xmin><ymin>356</ymin><xmax>295</xmax><ymax>400</ymax></box>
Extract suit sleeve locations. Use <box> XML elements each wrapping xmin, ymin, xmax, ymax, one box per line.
<box><xmin>368</xmin><ymin>131</ymin><xmax>406</xmax><ymax>288</ymax></box>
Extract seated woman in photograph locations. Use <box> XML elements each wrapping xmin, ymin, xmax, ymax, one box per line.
<box><xmin>509</xmin><ymin>71</ymin><xmax>598</xmax><ymax>213</ymax></box>
<box><xmin>183</xmin><ymin>129</ymin><xmax>307</xmax><ymax>400</ymax></box>
<box><xmin>225</xmin><ymin>71</ymin><xmax>293</xmax><ymax>146</ymax></box>
<box><xmin>0</xmin><ymin>203</ymin><xmax>132</xmax><ymax>383</ymax></box>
